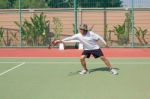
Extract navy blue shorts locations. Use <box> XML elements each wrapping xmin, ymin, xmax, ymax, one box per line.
<box><xmin>82</xmin><ymin>49</ymin><xmax>104</xmax><ymax>58</ymax></box>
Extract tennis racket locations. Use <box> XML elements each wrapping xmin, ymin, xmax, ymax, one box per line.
<box><xmin>48</xmin><ymin>39</ymin><xmax>61</xmax><ymax>49</ymax></box>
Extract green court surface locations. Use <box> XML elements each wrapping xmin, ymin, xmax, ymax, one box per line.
<box><xmin>0</xmin><ymin>58</ymin><xmax>150</xmax><ymax>99</ymax></box>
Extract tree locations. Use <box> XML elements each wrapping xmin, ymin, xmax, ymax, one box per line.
<box><xmin>45</xmin><ymin>0</ymin><xmax>122</xmax><ymax>8</ymax></box>
<box><xmin>14</xmin><ymin>0</ymin><xmax>48</xmax><ymax>8</ymax></box>
<box><xmin>8</xmin><ymin>0</ymin><xmax>16</xmax><ymax>8</ymax></box>
<box><xmin>0</xmin><ymin>0</ymin><xmax>16</xmax><ymax>8</ymax></box>
<box><xmin>0</xmin><ymin>0</ymin><xmax>9</xmax><ymax>9</ymax></box>
<box><xmin>0</xmin><ymin>0</ymin><xmax>122</xmax><ymax>8</ymax></box>
<box><xmin>45</xmin><ymin>0</ymin><xmax>73</xmax><ymax>8</ymax></box>
<box><xmin>78</xmin><ymin>0</ymin><xmax>122</xmax><ymax>8</ymax></box>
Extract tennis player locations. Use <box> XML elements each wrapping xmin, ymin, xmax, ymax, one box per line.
<box><xmin>53</xmin><ymin>24</ymin><xmax>118</xmax><ymax>75</ymax></box>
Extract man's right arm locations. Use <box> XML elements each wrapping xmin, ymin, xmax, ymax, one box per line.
<box><xmin>53</xmin><ymin>34</ymin><xmax>78</xmax><ymax>45</ymax></box>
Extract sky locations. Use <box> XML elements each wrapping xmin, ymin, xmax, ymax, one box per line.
<box><xmin>122</xmin><ymin>0</ymin><xmax>150</xmax><ymax>8</ymax></box>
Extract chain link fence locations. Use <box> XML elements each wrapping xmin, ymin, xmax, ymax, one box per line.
<box><xmin>0</xmin><ymin>0</ymin><xmax>150</xmax><ymax>48</ymax></box>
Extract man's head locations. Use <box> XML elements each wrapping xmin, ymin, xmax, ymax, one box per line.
<box><xmin>79</xmin><ymin>24</ymin><xmax>88</xmax><ymax>35</ymax></box>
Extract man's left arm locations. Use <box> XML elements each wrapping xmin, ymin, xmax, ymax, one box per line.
<box><xmin>94</xmin><ymin>33</ymin><xmax>109</xmax><ymax>48</ymax></box>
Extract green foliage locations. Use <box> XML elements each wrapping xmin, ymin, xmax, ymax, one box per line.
<box><xmin>78</xmin><ymin>0</ymin><xmax>122</xmax><ymax>8</ymax></box>
<box><xmin>52</xmin><ymin>17</ymin><xmax>63</xmax><ymax>39</ymax></box>
<box><xmin>46</xmin><ymin>0</ymin><xmax>73</xmax><ymax>8</ymax></box>
<box><xmin>0</xmin><ymin>27</ymin><xmax>4</xmax><ymax>43</ymax></box>
<box><xmin>15</xmin><ymin>13</ymin><xmax>50</xmax><ymax>46</ymax></box>
<box><xmin>0</xmin><ymin>27</ymin><xmax>18</xmax><ymax>46</ymax></box>
<box><xmin>114</xmin><ymin>24</ymin><xmax>127</xmax><ymax>45</ymax></box>
<box><xmin>114</xmin><ymin>25</ymin><xmax>125</xmax><ymax>35</ymax></box>
<box><xmin>113</xmin><ymin>10</ymin><xmax>132</xmax><ymax>45</ymax></box>
<box><xmin>0</xmin><ymin>0</ymin><xmax>122</xmax><ymax>8</ymax></box>
<box><xmin>7</xmin><ymin>0</ymin><xmax>16</xmax><ymax>8</ymax></box>
<box><xmin>0</xmin><ymin>0</ymin><xmax>9</xmax><ymax>9</ymax></box>
<box><xmin>47</xmin><ymin>0</ymin><xmax>122</xmax><ymax>8</ymax></box>
<box><xmin>14</xmin><ymin>0</ymin><xmax>48</xmax><ymax>8</ymax></box>
<box><xmin>134</xmin><ymin>27</ymin><xmax>148</xmax><ymax>45</ymax></box>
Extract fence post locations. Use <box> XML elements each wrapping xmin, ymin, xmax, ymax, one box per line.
<box><xmin>74</xmin><ymin>0</ymin><xmax>78</xmax><ymax>34</ymax></box>
<box><xmin>19</xmin><ymin>0</ymin><xmax>22</xmax><ymax>47</ymax></box>
<box><xmin>104</xmin><ymin>8</ymin><xmax>107</xmax><ymax>41</ymax></box>
<box><xmin>131</xmin><ymin>0</ymin><xmax>135</xmax><ymax>48</ymax></box>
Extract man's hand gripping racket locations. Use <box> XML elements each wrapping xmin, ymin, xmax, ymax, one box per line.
<box><xmin>48</xmin><ymin>39</ymin><xmax>62</xmax><ymax>49</ymax></box>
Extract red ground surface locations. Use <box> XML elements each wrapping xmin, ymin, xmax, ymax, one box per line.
<box><xmin>0</xmin><ymin>48</ymin><xmax>150</xmax><ymax>57</ymax></box>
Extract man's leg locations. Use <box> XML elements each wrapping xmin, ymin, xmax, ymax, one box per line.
<box><xmin>79</xmin><ymin>55</ymin><xmax>89</xmax><ymax>74</ymax></box>
<box><xmin>100</xmin><ymin>56</ymin><xmax>112</xmax><ymax>69</ymax></box>
<box><xmin>80</xmin><ymin>55</ymin><xmax>88</xmax><ymax>71</ymax></box>
<box><xmin>100</xmin><ymin>56</ymin><xmax>118</xmax><ymax>75</ymax></box>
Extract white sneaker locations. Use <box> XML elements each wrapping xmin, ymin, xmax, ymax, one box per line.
<box><xmin>79</xmin><ymin>70</ymin><xmax>89</xmax><ymax>75</ymax></box>
<box><xmin>110</xmin><ymin>68</ymin><xmax>118</xmax><ymax>75</ymax></box>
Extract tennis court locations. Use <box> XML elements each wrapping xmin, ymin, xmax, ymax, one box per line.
<box><xmin>1</xmin><ymin>0</ymin><xmax>150</xmax><ymax>99</ymax></box>
<box><xmin>0</xmin><ymin>57</ymin><xmax>150</xmax><ymax>99</ymax></box>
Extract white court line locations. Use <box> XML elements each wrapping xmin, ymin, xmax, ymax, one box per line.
<box><xmin>0</xmin><ymin>62</ymin><xmax>25</xmax><ymax>77</ymax></box>
<box><xmin>0</xmin><ymin>62</ymin><xmax>150</xmax><ymax>64</ymax></box>
<box><xmin>0</xmin><ymin>57</ymin><xmax>150</xmax><ymax>59</ymax></box>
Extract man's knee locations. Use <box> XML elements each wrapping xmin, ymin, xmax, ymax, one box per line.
<box><xmin>80</xmin><ymin>55</ymin><xmax>85</xmax><ymax>62</ymax></box>
<box><xmin>100</xmin><ymin>56</ymin><xmax>107</xmax><ymax>61</ymax></box>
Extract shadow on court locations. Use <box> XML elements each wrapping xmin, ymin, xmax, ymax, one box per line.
<box><xmin>89</xmin><ymin>67</ymin><xmax>119</xmax><ymax>73</ymax></box>
<box><xmin>68</xmin><ymin>67</ymin><xmax>119</xmax><ymax>76</ymax></box>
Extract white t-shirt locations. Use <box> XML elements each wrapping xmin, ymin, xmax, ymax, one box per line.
<box><xmin>62</xmin><ymin>31</ymin><xmax>106</xmax><ymax>50</ymax></box>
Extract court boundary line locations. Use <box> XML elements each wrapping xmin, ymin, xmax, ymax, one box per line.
<box><xmin>0</xmin><ymin>62</ymin><xmax>25</xmax><ymax>77</ymax></box>
<box><xmin>0</xmin><ymin>62</ymin><xmax>150</xmax><ymax>64</ymax></box>
<box><xmin>0</xmin><ymin>57</ymin><xmax>150</xmax><ymax>59</ymax></box>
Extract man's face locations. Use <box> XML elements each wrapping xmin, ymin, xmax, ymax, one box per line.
<box><xmin>80</xmin><ymin>29</ymin><xmax>86</xmax><ymax>35</ymax></box>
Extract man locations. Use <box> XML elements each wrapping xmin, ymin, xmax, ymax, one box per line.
<box><xmin>53</xmin><ymin>24</ymin><xmax>118</xmax><ymax>75</ymax></box>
